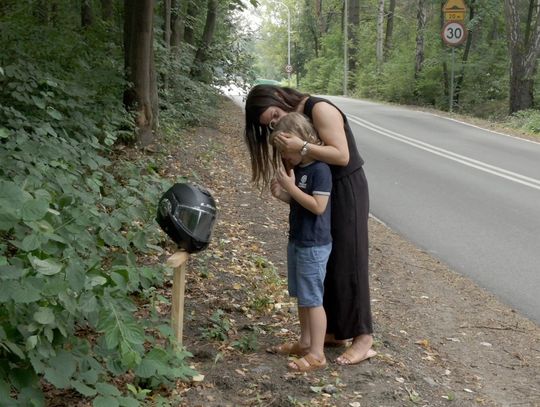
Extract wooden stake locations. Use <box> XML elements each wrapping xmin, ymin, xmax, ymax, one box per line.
<box><xmin>166</xmin><ymin>251</ymin><xmax>190</xmax><ymax>346</ymax></box>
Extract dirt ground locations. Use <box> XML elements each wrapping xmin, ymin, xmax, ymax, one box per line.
<box><xmin>157</xmin><ymin>98</ymin><xmax>540</xmax><ymax>407</ymax></box>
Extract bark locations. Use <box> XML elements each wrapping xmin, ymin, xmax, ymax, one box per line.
<box><xmin>414</xmin><ymin>0</ymin><xmax>427</xmax><ymax>80</ymax></box>
<box><xmin>163</xmin><ymin>0</ymin><xmax>172</xmax><ymax>48</ymax></box>
<box><xmin>171</xmin><ymin>0</ymin><xmax>186</xmax><ymax>47</ymax></box>
<box><xmin>376</xmin><ymin>0</ymin><xmax>385</xmax><ymax>73</ymax></box>
<box><xmin>123</xmin><ymin>0</ymin><xmax>158</xmax><ymax>145</ymax></box>
<box><xmin>384</xmin><ymin>0</ymin><xmax>396</xmax><ymax>61</ymax></box>
<box><xmin>454</xmin><ymin>1</ymin><xmax>475</xmax><ymax>108</ymax></box>
<box><xmin>504</xmin><ymin>0</ymin><xmax>540</xmax><ymax>113</ymax></box>
<box><xmin>190</xmin><ymin>0</ymin><xmax>218</xmax><ymax>82</ymax></box>
<box><xmin>81</xmin><ymin>0</ymin><xmax>93</xmax><ymax>28</ymax></box>
<box><xmin>100</xmin><ymin>0</ymin><xmax>113</xmax><ymax>21</ymax></box>
<box><xmin>184</xmin><ymin>0</ymin><xmax>198</xmax><ymax>46</ymax></box>
<box><xmin>347</xmin><ymin>0</ymin><xmax>360</xmax><ymax>77</ymax></box>
<box><xmin>440</xmin><ymin>1</ymin><xmax>449</xmax><ymax>97</ymax></box>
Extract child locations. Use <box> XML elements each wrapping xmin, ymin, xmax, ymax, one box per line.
<box><xmin>268</xmin><ymin>112</ymin><xmax>332</xmax><ymax>372</ymax></box>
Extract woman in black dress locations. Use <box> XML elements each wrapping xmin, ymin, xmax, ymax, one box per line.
<box><xmin>244</xmin><ymin>85</ymin><xmax>376</xmax><ymax>365</ymax></box>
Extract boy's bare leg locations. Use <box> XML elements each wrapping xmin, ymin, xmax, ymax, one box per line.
<box><xmin>298</xmin><ymin>306</ymin><xmax>311</xmax><ymax>349</ymax></box>
<box><xmin>307</xmin><ymin>306</ymin><xmax>326</xmax><ymax>360</ymax></box>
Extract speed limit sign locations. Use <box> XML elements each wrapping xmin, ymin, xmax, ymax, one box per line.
<box><xmin>441</xmin><ymin>21</ymin><xmax>467</xmax><ymax>46</ymax></box>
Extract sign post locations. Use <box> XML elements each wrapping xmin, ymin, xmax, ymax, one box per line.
<box><xmin>167</xmin><ymin>251</ymin><xmax>190</xmax><ymax>346</ymax></box>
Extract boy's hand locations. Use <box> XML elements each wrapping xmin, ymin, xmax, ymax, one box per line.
<box><xmin>276</xmin><ymin>167</ymin><xmax>295</xmax><ymax>192</ymax></box>
<box><xmin>270</xmin><ymin>178</ymin><xmax>282</xmax><ymax>199</ymax></box>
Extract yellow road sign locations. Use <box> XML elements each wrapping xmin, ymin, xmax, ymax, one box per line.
<box><xmin>443</xmin><ymin>0</ymin><xmax>466</xmax><ymax>21</ymax></box>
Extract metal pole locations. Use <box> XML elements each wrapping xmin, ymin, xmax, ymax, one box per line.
<box><xmin>344</xmin><ymin>0</ymin><xmax>348</xmax><ymax>96</ymax></box>
<box><xmin>450</xmin><ymin>47</ymin><xmax>455</xmax><ymax>112</ymax></box>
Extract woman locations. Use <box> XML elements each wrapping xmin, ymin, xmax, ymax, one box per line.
<box><xmin>244</xmin><ymin>85</ymin><xmax>376</xmax><ymax>365</ymax></box>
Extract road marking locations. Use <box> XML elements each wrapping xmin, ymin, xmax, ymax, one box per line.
<box><xmin>348</xmin><ymin>114</ymin><xmax>540</xmax><ymax>191</ymax></box>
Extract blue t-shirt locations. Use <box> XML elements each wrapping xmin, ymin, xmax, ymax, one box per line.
<box><xmin>289</xmin><ymin>161</ymin><xmax>332</xmax><ymax>247</ymax></box>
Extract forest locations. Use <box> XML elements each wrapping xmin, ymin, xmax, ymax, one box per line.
<box><xmin>0</xmin><ymin>0</ymin><xmax>539</xmax><ymax>406</ymax></box>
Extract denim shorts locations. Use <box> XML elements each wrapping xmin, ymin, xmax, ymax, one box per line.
<box><xmin>287</xmin><ymin>242</ymin><xmax>332</xmax><ymax>307</ymax></box>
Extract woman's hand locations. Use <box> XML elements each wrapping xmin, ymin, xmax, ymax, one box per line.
<box><xmin>274</xmin><ymin>132</ymin><xmax>304</xmax><ymax>154</ymax></box>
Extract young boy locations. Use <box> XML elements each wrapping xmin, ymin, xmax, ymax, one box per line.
<box><xmin>268</xmin><ymin>112</ymin><xmax>332</xmax><ymax>372</ymax></box>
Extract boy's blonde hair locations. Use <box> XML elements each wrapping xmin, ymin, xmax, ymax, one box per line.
<box><xmin>269</xmin><ymin>112</ymin><xmax>320</xmax><ymax>146</ymax></box>
<box><xmin>267</xmin><ymin>112</ymin><xmax>322</xmax><ymax>179</ymax></box>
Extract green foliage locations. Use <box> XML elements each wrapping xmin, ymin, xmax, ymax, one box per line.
<box><xmin>507</xmin><ymin>109</ymin><xmax>540</xmax><ymax>134</ymax></box>
<box><xmin>232</xmin><ymin>330</ymin><xmax>259</xmax><ymax>353</ymax></box>
<box><xmin>201</xmin><ymin>310</ymin><xmax>232</xmax><ymax>341</ymax></box>
<box><xmin>0</xmin><ymin>6</ymin><xmax>199</xmax><ymax>405</ymax></box>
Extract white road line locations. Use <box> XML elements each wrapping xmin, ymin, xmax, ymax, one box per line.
<box><xmin>347</xmin><ymin>114</ymin><xmax>540</xmax><ymax>191</ymax></box>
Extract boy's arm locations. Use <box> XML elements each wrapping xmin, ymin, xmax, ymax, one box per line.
<box><xmin>286</xmin><ymin>187</ymin><xmax>329</xmax><ymax>215</ymax></box>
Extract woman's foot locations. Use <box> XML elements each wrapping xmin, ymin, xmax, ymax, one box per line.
<box><xmin>324</xmin><ymin>334</ymin><xmax>352</xmax><ymax>347</ymax></box>
<box><xmin>266</xmin><ymin>341</ymin><xmax>309</xmax><ymax>356</ymax></box>
<box><xmin>336</xmin><ymin>334</ymin><xmax>375</xmax><ymax>365</ymax></box>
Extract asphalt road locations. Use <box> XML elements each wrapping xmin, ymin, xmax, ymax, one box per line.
<box><xmin>324</xmin><ymin>96</ymin><xmax>540</xmax><ymax>324</ymax></box>
<box><xmin>227</xmin><ymin>90</ymin><xmax>540</xmax><ymax>324</ymax></box>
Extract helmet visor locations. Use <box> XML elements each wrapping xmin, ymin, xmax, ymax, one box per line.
<box><xmin>174</xmin><ymin>204</ymin><xmax>215</xmax><ymax>241</ymax></box>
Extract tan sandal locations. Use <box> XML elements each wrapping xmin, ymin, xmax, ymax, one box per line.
<box><xmin>288</xmin><ymin>354</ymin><xmax>327</xmax><ymax>372</ymax></box>
<box><xmin>266</xmin><ymin>342</ymin><xmax>308</xmax><ymax>356</ymax></box>
<box><xmin>336</xmin><ymin>348</ymin><xmax>377</xmax><ymax>366</ymax></box>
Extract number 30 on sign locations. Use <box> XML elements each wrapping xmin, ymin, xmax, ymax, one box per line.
<box><xmin>441</xmin><ymin>21</ymin><xmax>467</xmax><ymax>46</ymax></box>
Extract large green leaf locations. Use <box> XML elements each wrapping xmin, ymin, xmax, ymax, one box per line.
<box><xmin>28</xmin><ymin>255</ymin><xmax>63</xmax><ymax>276</ymax></box>
<box><xmin>22</xmin><ymin>198</ymin><xmax>49</xmax><ymax>221</ymax></box>
<box><xmin>33</xmin><ymin>308</ymin><xmax>55</xmax><ymax>325</ymax></box>
<box><xmin>43</xmin><ymin>350</ymin><xmax>76</xmax><ymax>389</ymax></box>
<box><xmin>93</xmin><ymin>395</ymin><xmax>119</xmax><ymax>407</ymax></box>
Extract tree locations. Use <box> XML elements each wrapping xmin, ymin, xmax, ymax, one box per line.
<box><xmin>384</xmin><ymin>0</ymin><xmax>396</xmax><ymax>60</ymax></box>
<box><xmin>171</xmin><ymin>0</ymin><xmax>187</xmax><ymax>47</ymax></box>
<box><xmin>414</xmin><ymin>0</ymin><xmax>427</xmax><ymax>80</ymax></box>
<box><xmin>376</xmin><ymin>0</ymin><xmax>385</xmax><ymax>72</ymax></box>
<box><xmin>347</xmin><ymin>0</ymin><xmax>360</xmax><ymax>82</ymax></box>
<box><xmin>81</xmin><ymin>0</ymin><xmax>93</xmax><ymax>28</ymax></box>
<box><xmin>100</xmin><ymin>0</ymin><xmax>113</xmax><ymax>21</ymax></box>
<box><xmin>504</xmin><ymin>0</ymin><xmax>540</xmax><ymax>113</ymax></box>
<box><xmin>191</xmin><ymin>0</ymin><xmax>218</xmax><ymax>82</ymax></box>
<box><xmin>123</xmin><ymin>0</ymin><xmax>158</xmax><ymax>145</ymax></box>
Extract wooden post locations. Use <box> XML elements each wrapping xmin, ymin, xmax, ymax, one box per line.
<box><xmin>166</xmin><ymin>251</ymin><xmax>190</xmax><ymax>346</ymax></box>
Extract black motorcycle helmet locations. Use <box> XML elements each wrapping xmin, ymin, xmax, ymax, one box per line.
<box><xmin>156</xmin><ymin>183</ymin><xmax>217</xmax><ymax>253</ymax></box>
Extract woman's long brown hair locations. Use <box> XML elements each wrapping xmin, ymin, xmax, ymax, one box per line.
<box><xmin>244</xmin><ymin>85</ymin><xmax>309</xmax><ymax>189</ymax></box>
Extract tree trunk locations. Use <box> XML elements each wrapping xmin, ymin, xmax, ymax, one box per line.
<box><xmin>190</xmin><ymin>0</ymin><xmax>217</xmax><ymax>82</ymax></box>
<box><xmin>163</xmin><ymin>0</ymin><xmax>172</xmax><ymax>48</ymax></box>
<box><xmin>123</xmin><ymin>0</ymin><xmax>158</xmax><ymax>145</ymax></box>
<box><xmin>504</xmin><ymin>0</ymin><xmax>540</xmax><ymax>113</ymax></box>
<box><xmin>376</xmin><ymin>0</ymin><xmax>385</xmax><ymax>73</ymax></box>
<box><xmin>100</xmin><ymin>0</ymin><xmax>113</xmax><ymax>21</ymax></box>
<box><xmin>454</xmin><ymin>1</ymin><xmax>475</xmax><ymax>108</ymax></box>
<box><xmin>384</xmin><ymin>0</ymin><xmax>396</xmax><ymax>60</ymax></box>
<box><xmin>81</xmin><ymin>0</ymin><xmax>93</xmax><ymax>28</ymax></box>
<box><xmin>347</xmin><ymin>0</ymin><xmax>360</xmax><ymax>79</ymax></box>
<box><xmin>414</xmin><ymin>0</ymin><xmax>427</xmax><ymax>80</ymax></box>
<box><xmin>440</xmin><ymin>1</ymin><xmax>449</xmax><ymax>98</ymax></box>
<box><xmin>171</xmin><ymin>0</ymin><xmax>186</xmax><ymax>47</ymax></box>
<box><xmin>184</xmin><ymin>0</ymin><xmax>198</xmax><ymax>46</ymax></box>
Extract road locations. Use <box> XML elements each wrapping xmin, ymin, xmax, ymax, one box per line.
<box><xmin>324</xmin><ymin>96</ymin><xmax>540</xmax><ymax>324</ymax></box>
<box><xmin>227</xmin><ymin>90</ymin><xmax>540</xmax><ymax>324</ymax></box>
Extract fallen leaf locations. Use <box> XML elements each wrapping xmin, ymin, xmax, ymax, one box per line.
<box><xmin>192</xmin><ymin>374</ymin><xmax>205</xmax><ymax>382</ymax></box>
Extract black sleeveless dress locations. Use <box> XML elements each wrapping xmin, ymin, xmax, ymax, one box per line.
<box><xmin>304</xmin><ymin>97</ymin><xmax>373</xmax><ymax>339</ymax></box>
